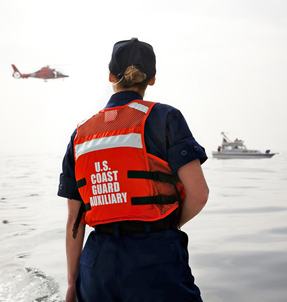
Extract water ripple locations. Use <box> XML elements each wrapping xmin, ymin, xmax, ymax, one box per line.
<box><xmin>0</xmin><ymin>266</ymin><xmax>64</xmax><ymax>302</ymax></box>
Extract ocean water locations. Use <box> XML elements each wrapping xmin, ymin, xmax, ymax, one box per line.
<box><xmin>0</xmin><ymin>151</ymin><xmax>286</xmax><ymax>302</ymax></box>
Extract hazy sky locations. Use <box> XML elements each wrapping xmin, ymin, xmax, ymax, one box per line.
<box><xmin>1</xmin><ymin>0</ymin><xmax>286</xmax><ymax>156</ymax></box>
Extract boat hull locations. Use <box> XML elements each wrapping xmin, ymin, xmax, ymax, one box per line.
<box><xmin>212</xmin><ymin>152</ymin><xmax>276</xmax><ymax>159</ymax></box>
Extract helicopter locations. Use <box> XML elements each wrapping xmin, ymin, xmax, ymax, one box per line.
<box><xmin>11</xmin><ymin>64</ymin><xmax>69</xmax><ymax>81</ymax></box>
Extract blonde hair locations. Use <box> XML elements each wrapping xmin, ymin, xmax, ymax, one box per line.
<box><xmin>115</xmin><ymin>65</ymin><xmax>148</xmax><ymax>88</ymax></box>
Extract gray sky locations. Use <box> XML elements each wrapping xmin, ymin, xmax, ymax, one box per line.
<box><xmin>1</xmin><ymin>0</ymin><xmax>286</xmax><ymax>156</ymax></box>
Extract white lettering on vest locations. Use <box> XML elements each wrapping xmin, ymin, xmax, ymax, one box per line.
<box><xmin>122</xmin><ymin>192</ymin><xmax>127</xmax><ymax>203</ymax></box>
<box><xmin>102</xmin><ymin>160</ymin><xmax>108</xmax><ymax>171</ymax></box>
<box><xmin>91</xmin><ymin>183</ymin><xmax>120</xmax><ymax>195</ymax></box>
<box><xmin>88</xmin><ymin>161</ymin><xmax>126</xmax><ymax>208</ymax></box>
<box><xmin>113</xmin><ymin>171</ymin><xmax>118</xmax><ymax>181</ymax></box>
<box><xmin>89</xmin><ymin>192</ymin><xmax>128</xmax><ymax>207</ymax></box>
<box><xmin>95</xmin><ymin>162</ymin><xmax>101</xmax><ymax>172</ymax></box>
<box><xmin>91</xmin><ymin>171</ymin><xmax>118</xmax><ymax>184</ymax></box>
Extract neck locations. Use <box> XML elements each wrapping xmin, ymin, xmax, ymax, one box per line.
<box><xmin>113</xmin><ymin>86</ymin><xmax>145</xmax><ymax>98</ymax></box>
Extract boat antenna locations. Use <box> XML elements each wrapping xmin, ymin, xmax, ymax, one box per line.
<box><xmin>221</xmin><ymin>132</ymin><xmax>231</xmax><ymax>142</ymax></box>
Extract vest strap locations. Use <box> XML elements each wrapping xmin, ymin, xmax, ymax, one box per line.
<box><xmin>128</xmin><ymin>170</ymin><xmax>179</xmax><ymax>184</ymax></box>
<box><xmin>131</xmin><ymin>195</ymin><xmax>178</xmax><ymax>205</ymax></box>
<box><xmin>76</xmin><ymin>178</ymin><xmax>86</xmax><ymax>188</ymax></box>
<box><xmin>128</xmin><ymin>170</ymin><xmax>180</xmax><ymax>206</ymax></box>
<box><xmin>85</xmin><ymin>203</ymin><xmax>91</xmax><ymax>211</ymax></box>
<box><xmin>72</xmin><ymin>202</ymin><xmax>86</xmax><ymax>239</ymax></box>
<box><xmin>72</xmin><ymin>202</ymin><xmax>91</xmax><ymax>239</ymax></box>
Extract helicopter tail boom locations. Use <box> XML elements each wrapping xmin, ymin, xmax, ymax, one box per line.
<box><xmin>12</xmin><ymin>65</ymin><xmax>23</xmax><ymax>79</ymax></box>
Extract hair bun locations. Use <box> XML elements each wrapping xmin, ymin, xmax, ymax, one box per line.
<box><xmin>123</xmin><ymin>66</ymin><xmax>146</xmax><ymax>86</ymax></box>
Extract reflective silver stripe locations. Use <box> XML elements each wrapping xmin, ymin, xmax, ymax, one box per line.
<box><xmin>128</xmin><ymin>102</ymin><xmax>149</xmax><ymax>113</ymax></box>
<box><xmin>75</xmin><ymin>133</ymin><xmax>142</xmax><ymax>159</ymax></box>
<box><xmin>78</xmin><ymin>114</ymin><xmax>96</xmax><ymax>127</ymax></box>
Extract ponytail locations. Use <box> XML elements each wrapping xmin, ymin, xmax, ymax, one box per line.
<box><xmin>115</xmin><ymin>65</ymin><xmax>149</xmax><ymax>89</ymax></box>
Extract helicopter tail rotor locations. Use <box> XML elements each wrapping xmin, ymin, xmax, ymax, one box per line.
<box><xmin>11</xmin><ymin>65</ymin><xmax>23</xmax><ymax>79</ymax></box>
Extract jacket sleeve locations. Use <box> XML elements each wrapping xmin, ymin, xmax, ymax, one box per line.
<box><xmin>145</xmin><ymin>103</ymin><xmax>207</xmax><ymax>175</ymax></box>
<box><xmin>57</xmin><ymin>129</ymin><xmax>83</xmax><ymax>201</ymax></box>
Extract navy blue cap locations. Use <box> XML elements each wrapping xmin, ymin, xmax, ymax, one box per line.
<box><xmin>109</xmin><ymin>38</ymin><xmax>156</xmax><ymax>80</ymax></box>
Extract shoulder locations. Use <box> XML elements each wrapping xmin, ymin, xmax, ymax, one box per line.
<box><xmin>151</xmin><ymin>102</ymin><xmax>180</xmax><ymax>115</ymax></box>
<box><xmin>147</xmin><ymin>102</ymin><xmax>190</xmax><ymax>138</ymax></box>
<box><xmin>147</xmin><ymin>102</ymin><xmax>185</xmax><ymax>126</ymax></box>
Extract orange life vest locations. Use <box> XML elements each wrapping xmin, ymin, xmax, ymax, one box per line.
<box><xmin>74</xmin><ymin>100</ymin><xmax>185</xmax><ymax>227</ymax></box>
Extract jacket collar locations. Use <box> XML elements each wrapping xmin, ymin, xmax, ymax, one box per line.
<box><xmin>105</xmin><ymin>91</ymin><xmax>143</xmax><ymax>109</ymax></box>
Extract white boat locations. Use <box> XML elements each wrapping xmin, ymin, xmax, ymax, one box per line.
<box><xmin>212</xmin><ymin>132</ymin><xmax>276</xmax><ymax>159</ymax></box>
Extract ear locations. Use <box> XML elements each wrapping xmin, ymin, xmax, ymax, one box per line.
<box><xmin>109</xmin><ymin>73</ymin><xmax>116</xmax><ymax>83</ymax></box>
<box><xmin>148</xmin><ymin>77</ymin><xmax>156</xmax><ymax>86</ymax></box>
